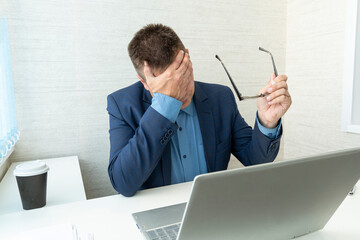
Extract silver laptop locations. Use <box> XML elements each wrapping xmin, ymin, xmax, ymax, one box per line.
<box><xmin>132</xmin><ymin>148</ymin><xmax>360</xmax><ymax>240</ymax></box>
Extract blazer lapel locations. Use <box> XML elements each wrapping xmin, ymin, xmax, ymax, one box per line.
<box><xmin>193</xmin><ymin>82</ymin><xmax>216</xmax><ymax>172</ymax></box>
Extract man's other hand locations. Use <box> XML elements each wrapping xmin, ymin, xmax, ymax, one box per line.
<box><xmin>143</xmin><ymin>50</ymin><xmax>194</xmax><ymax>105</ymax></box>
<box><xmin>257</xmin><ymin>73</ymin><xmax>292</xmax><ymax>129</ymax></box>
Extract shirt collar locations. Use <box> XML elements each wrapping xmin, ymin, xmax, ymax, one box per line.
<box><xmin>180</xmin><ymin>98</ymin><xmax>195</xmax><ymax>116</ymax></box>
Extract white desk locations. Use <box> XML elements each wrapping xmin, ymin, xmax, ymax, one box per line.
<box><xmin>0</xmin><ymin>181</ymin><xmax>359</xmax><ymax>239</ymax></box>
<box><xmin>0</xmin><ymin>156</ymin><xmax>86</xmax><ymax>215</ymax></box>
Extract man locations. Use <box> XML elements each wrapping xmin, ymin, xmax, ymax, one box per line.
<box><xmin>107</xmin><ymin>24</ymin><xmax>292</xmax><ymax>197</ymax></box>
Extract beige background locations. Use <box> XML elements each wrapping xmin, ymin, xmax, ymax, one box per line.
<box><xmin>283</xmin><ymin>0</ymin><xmax>360</xmax><ymax>159</ymax></box>
<box><xmin>1</xmin><ymin>0</ymin><xmax>359</xmax><ymax>199</ymax></box>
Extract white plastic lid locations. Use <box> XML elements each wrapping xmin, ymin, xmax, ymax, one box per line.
<box><xmin>13</xmin><ymin>160</ymin><xmax>50</xmax><ymax>177</ymax></box>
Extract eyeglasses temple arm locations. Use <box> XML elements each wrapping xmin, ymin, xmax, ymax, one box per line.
<box><xmin>270</xmin><ymin>54</ymin><xmax>278</xmax><ymax>77</ymax></box>
<box><xmin>259</xmin><ymin>47</ymin><xmax>278</xmax><ymax>77</ymax></box>
<box><xmin>215</xmin><ymin>55</ymin><xmax>244</xmax><ymax>101</ymax></box>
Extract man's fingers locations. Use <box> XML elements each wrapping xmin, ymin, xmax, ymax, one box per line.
<box><xmin>272</xmin><ymin>72</ymin><xmax>276</xmax><ymax>80</ymax></box>
<box><xmin>266</xmin><ymin>74</ymin><xmax>287</xmax><ymax>87</ymax></box>
<box><xmin>259</xmin><ymin>73</ymin><xmax>276</xmax><ymax>94</ymax></box>
<box><xmin>183</xmin><ymin>70</ymin><xmax>193</xmax><ymax>91</ymax></box>
<box><xmin>169</xmin><ymin>50</ymin><xmax>185</xmax><ymax>70</ymax></box>
<box><xmin>268</xmin><ymin>95</ymin><xmax>291</xmax><ymax>105</ymax></box>
<box><xmin>177</xmin><ymin>61</ymin><xmax>193</xmax><ymax>97</ymax></box>
<box><xmin>273</xmin><ymin>74</ymin><xmax>288</xmax><ymax>83</ymax></box>
<box><xmin>268</xmin><ymin>74</ymin><xmax>287</xmax><ymax>86</ymax></box>
<box><xmin>181</xmin><ymin>79</ymin><xmax>194</xmax><ymax>102</ymax></box>
<box><xmin>265</xmin><ymin>72</ymin><xmax>276</xmax><ymax>86</ymax></box>
<box><xmin>183</xmin><ymin>58</ymin><xmax>192</xmax><ymax>79</ymax></box>
<box><xmin>266</xmin><ymin>88</ymin><xmax>290</xmax><ymax>102</ymax></box>
<box><xmin>259</xmin><ymin>74</ymin><xmax>288</xmax><ymax>96</ymax></box>
<box><xmin>267</xmin><ymin>81</ymin><xmax>288</xmax><ymax>93</ymax></box>
<box><xmin>176</xmin><ymin>53</ymin><xmax>191</xmax><ymax>77</ymax></box>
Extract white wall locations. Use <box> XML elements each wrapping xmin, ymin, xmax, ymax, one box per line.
<box><xmin>0</xmin><ymin>0</ymin><xmax>287</xmax><ymax>198</ymax></box>
<box><xmin>284</xmin><ymin>0</ymin><xmax>360</xmax><ymax>159</ymax></box>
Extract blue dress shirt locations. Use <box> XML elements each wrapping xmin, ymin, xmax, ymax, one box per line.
<box><xmin>151</xmin><ymin>92</ymin><xmax>281</xmax><ymax>184</ymax></box>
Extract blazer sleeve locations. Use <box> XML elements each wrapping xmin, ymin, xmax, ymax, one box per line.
<box><xmin>229</xmin><ymin>88</ymin><xmax>282</xmax><ymax>166</ymax></box>
<box><xmin>107</xmin><ymin>94</ymin><xmax>177</xmax><ymax>197</ymax></box>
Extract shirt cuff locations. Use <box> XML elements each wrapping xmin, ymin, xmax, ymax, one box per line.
<box><xmin>150</xmin><ymin>93</ymin><xmax>182</xmax><ymax>123</ymax></box>
<box><xmin>256</xmin><ymin>112</ymin><xmax>282</xmax><ymax>139</ymax></box>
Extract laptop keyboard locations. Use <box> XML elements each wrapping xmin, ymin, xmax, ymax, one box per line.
<box><xmin>146</xmin><ymin>223</ymin><xmax>181</xmax><ymax>240</ymax></box>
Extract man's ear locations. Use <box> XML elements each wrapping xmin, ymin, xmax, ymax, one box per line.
<box><xmin>138</xmin><ymin>74</ymin><xmax>150</xmax><ymax>91</ymax></box>
<box><xmin>186</xmin><ymin>49</ymin><xmax>189</xmax><ymax>55</ymax></box>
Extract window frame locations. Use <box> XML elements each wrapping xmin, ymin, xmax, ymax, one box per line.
<box><xmin>342</xmin><ymin>0</ymin><xmax>360</xmax><ymax>134</ymax></box>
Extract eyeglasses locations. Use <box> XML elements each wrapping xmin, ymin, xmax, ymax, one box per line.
<box><xmin>216</xmin><ymin>47</ymin><xmax>278</xmax><ymax>101</ymax></box>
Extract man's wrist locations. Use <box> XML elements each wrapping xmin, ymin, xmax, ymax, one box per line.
<box><xmin>151</xmin><ymin>93</ymin><xmax>182</xmax><ymax>123</ymax></box>
<box><xmin>256</xmin><ymin>112</ymin><xmax>282</xmax><ymax>139</ymax></box>
<box><xmin>257</xmin><ymin>112</ymin><xmax>278</xmax><ymax>129</ymax></box>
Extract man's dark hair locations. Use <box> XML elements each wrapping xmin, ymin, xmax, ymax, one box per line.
<box><xmin>128</xmin><ymin>24</ymin><xmax>186</xmax><ymax>79</ymax></box>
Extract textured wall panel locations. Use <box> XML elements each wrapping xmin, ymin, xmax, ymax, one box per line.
<box><xmin>0</xmin><ymin>0</ymin><xmax>286</xmax><ymax>198</ymax></box>
<box><xmin>284</xmin><ymin>0</ymin><xmax>360</xmax><ymax>160</ymax></box>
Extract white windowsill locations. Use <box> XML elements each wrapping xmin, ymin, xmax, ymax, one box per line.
<box><xmin>0</xmin><ymin>144</ymin><xmax>15</xmax><ymax>168</ymax></box>
<box><xmin>346</xmin><ymin>125</ymin><xmax>360</xmax><ymax>134</ymax></box>
<box><xmin>0</xmin><ymin>146</ymin><xmax>15</xmax><ymax>182</ymax></box>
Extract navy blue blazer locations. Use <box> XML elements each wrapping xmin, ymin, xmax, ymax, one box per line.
<box><xmin>107</xmin><ymin>81</ymin><xmax>282</xmax><ymax>197</ymax></box>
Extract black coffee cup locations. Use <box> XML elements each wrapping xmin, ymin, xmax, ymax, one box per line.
<box><xmin>13</xmin><ymin>160</ymin><xmax>50</xmax><ymax>210</ymax></box>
